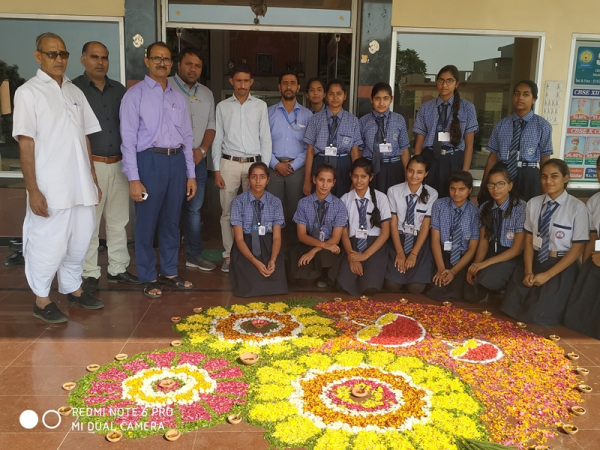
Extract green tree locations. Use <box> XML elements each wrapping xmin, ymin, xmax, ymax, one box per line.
<box><xmin>396</xmin><ymin>46</ymin><xmax>427</xmax><ymax>81</ymax></box>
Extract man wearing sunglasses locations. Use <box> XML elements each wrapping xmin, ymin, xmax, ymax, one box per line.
<box><xmin>12</xmin><ymin>32</ymin><xmax>105</xmax><ymax>323</ymax></box>
<box><xmin>120</xmin><ymin>41</ymin><xmax>196</xmax><ymax>299</ymax></box>
<box><xmin>73</xmin><ymin>41</ymin><xmax>140</xmax><ymax>295</ymax></box>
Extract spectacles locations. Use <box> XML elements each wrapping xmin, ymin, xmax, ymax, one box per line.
<box><xmin>148</xmin><ymin>56</ymin><xmax>172</xmax><ymax>65</ymax></box>
<box><xmin>487</xmin><ymin>181</ymin><xmax>508</xmax><ymax>190</ymax></box>
<box><xmin>39</xmin><ymin>51</ymin><xmax>70</xmax><ymax>60</ymax></box>
<box><xmin>436</xmin><ymin>78</ymin><xmax>456</xmax><ymax>86</ymax></box>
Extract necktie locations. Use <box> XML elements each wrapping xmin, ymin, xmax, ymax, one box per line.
<box><xmin>327</xmin><ymin>115</ymin><xmax>339</xmax><ymax>168</ymax></box>
<box><xmin>450</xmin><ymin>207</ymin><xmax>463</xmax><ymax>266</ymax></box>
<box><xmin>356</xmin><ymin>198</ymin><xmax>368</xmax><ymax>253</ymax></box>
<box><xmin>404</xmin><ymin>194</ymin><xmax>418</xmax><ymax>254</ymax></box>
<box><xmin>492</xmin><ymin>208</ymin><xmax>502</xmax><ymax>252</ymax></box>
<box><xmin>507</xmin><ymin>118</ymin><xmax>524</xmax><ymax>180</ymax></box>
<box><xmin>538</xmin><ymin>200</ymin><xmax>556</xmax><ymax>263</ymax></box>
<box><xmin>432</xmin><ymin>102</ymin><xmax>449</xmax><ymax>158</ymax></box>
<box><xmin>311</xmin><ymin>200</ymin><xmax>326</xmax><ymax>239</ymax></box>
<box><xmin>372</xmin><ymin>115</ymin><xmax>385</xmax><ymax>175</ymax></box>
<box><xmin>251</xmin><ymin>199</ymin><xmax>263</xmax><ymax>257</ymax></box>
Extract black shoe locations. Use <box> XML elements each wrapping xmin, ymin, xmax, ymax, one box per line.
<box><xmin>107</xmin><ymin>271</ymin><xmax>141</xmax><ymax>284</ymax></box>
<box><xmin>81</xmin><ymin>277</ymin><xmax>99</xmax><ymax>294</ymax></box>
<box><xmin>67</xmin><ymin>291</ymin><xmax>104</xmax><ymax>310</ymax></box>
<box><xmin>33</xmin><ymin>302</ymin><xmax>68</xmax><ymax>323</ymax></box>
<box><xmin>5</xmin><ymin>252</ymin><xmax>24</xmax><ymax>266</ymax></box>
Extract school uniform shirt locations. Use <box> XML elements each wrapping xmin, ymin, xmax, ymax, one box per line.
<box><xmin>487</xmin><ymin>111</ymin><xmax>553</xmax><ymax>163</ymax></box>
<box><xmin>480</xmin><ymin>198</ymin><xmax>527</xmax><ymax>247</ymax></box>
<box><xmin>431</xmin><ymin>198</ymin><xmax>480</xmax><ymax>252</ymax></box>
<box><xmin>13</xmin><ymin>69</ymin><xmax>101</xmax><ymax>209</ymax></box>
<box><xmin>359</xmin><ymin>110</ymin><xmax>410</xmax><ymax>159</ymax></box>
<box><xmin>293</xmin><ymin>192</ymin><xmax>348</xmax><ymax>240</ymax></box>
<box><xmin>387</xmin><ymin>183</ymin><xmax>438</xmax><ymax>233</ymax></box>
<box><xmin>340</xmin><ymin>189</ymin><xmax>391</xmax><ymax>237</ymax></box>
<box><xmin>586</xmin><ymin>191</ymin><xmax>600</xmax><ymax>234</ymax></box>
<box><xmin>524</xmin><ymin>191</ymin><xmax>589</xmax><ymax>252</ymax></box>
<box><xmin>230</xmin><ymin>190</ymin><xmax>285</xmax><ymax>234</ymax></box>
<box><xmin>268</xmin><ymin>100</ymin><xmax>312</xmax><ymax>171</ymax></box>
<box><xmin>413</xmin><ymin>96</ymin><xmax>479</xmax><ymax>150</ymax></box>
<box><xmin>304</xmin><ymin>106</ymin><xmax>363</xmax><ymax>155</ymax></box>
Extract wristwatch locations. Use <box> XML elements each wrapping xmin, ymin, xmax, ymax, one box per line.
<box><xmin>199</xmin><ymin>147</ymin><xmax>207</xmax><ymax>157</ymax></box>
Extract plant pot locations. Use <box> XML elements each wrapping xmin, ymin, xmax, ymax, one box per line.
<box><xmin>240</xmin><ymin>352</ymin><xmax>259</xmax><ymax>365</ymax></box>
<box><xmin>106</xmin><ymin>430</ymin><xmax>123</xmax><ymax>442</ymax></box>
<box><xmin>164</xmin><ymin>429</ymin><xmax>181</xmax><ymax>441</ymax></box>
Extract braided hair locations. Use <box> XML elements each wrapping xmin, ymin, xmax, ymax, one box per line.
<box><xmin>351</xmin><ymin>158</ymin><xmax>382</xmax><ymax>228</ymax></box>
<box><xmin>437</xmin><ymin>65</ymin><xmax>462</xmax><ymax>147</ymax></box>
<box><xmin>480</xmin><ymin>163</ymin><xmax>521</xmax><ymax>240</ymax></box>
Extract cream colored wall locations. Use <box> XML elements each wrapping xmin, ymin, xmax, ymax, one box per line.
<box><xmin>391</xmin><ymin>0</ymin><xmax>600</xmax><ymax>156</ymax></box>
<box><xmin>0</xmin><ymin>0</ymin><xmax>124</xmax><ymax>16</ymax></box>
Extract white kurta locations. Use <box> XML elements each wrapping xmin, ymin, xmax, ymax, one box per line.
<box><xmin>13</xmin><ymin>70</ymin><xmax>101</xmax><ymax>297</ymax></box>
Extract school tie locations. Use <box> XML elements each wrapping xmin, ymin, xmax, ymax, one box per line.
<box><xmin>251</xmin><ymin>199</ymin><xmax>263</xmax><ymax>257</ymax></box>
<box><xmin>372</xmin><ymin>115</ymin><xmax>385</xmax><ymax>175</ymax></box>
<box><xmin>433</xmin><ymin>102</ymin><xmax>449</xmax><ymax>158</ymax></box>
<box><xmin>450</xmin><ymin>207</ymin><xmax>463</xmax><ymax>266</ymax></box>
<box><xmin>311</xmin><ymin>200</ymin><xmax>326</xmax><ymax>239</ymax></box>
<box><xmin>507</xmin><ymin>118</ymin><xmax>524</xmax><ymax>180</ymax></box>
<box><xmin>538</xmin><ymin>200</ymin><xmax>556</xmax><ymax>263</ymax></box>
<box><xmin>356</xmin><ymin>198</ymin><xmax>368</xmax><ymax>253</ymax></box>
<box><xmin>404</xmin><ymin>194</ymin><xmax>418</xmax><ymax>254</ymax></box>
<box><xmin>492</xmin><ymin>207</ymin><xmax>502</xmax><ymax>251</ymax></box>
<box><xmin>327</xmin><ymin>115</ymin><xmax>339</xmax><ymax>168</ymax></box>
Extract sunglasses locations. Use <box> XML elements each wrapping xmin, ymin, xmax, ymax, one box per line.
<box><xmin>39</xmin><ymin>51</ymin><xmax>70</xmax><ymax>60</ymax></box>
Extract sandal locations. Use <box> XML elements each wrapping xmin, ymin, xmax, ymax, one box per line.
<box><xmin>143</xmin><ymin>281</ymin><xmax>162</xmax><ymax>299</ymax></box>
<box><xmin>158</xmin><ymin>275</ymin><xmax>194</xmax><ymax>290</ymax></box>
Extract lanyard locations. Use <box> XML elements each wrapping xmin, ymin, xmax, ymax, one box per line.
<box><xmin>281</xmin><ymin>106</ymin><xmax>299</xmax><ymax>129</ymax></box>
<box><xmin>372</xmin><ymin>112</ymin><xmax>390</xmax><ymax>143</ymax></box>
<box><xmin>252</xmin><ymin>200</ymin><xmax>263</xmax><ymax>226</ymax></box>
<box><xmin>173</xmin><ymin>76</ymin><xmax>199</xmax><ymax>101</ymax></box>
<box><xmin>313</xmin><ymin>201</ymin><xmax>329</xmax><ymax>229</ymax></box>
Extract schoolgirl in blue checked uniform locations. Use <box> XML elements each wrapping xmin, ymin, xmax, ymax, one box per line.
<box><xmin>303</xmin><ymin>79</ymin><xmax>362</xmax><ymax>199</ymax></box>
<box><xmin>481</xmin><ymin>80</ymin><xmax>552</xmax><ymax>202</ymax></box>
<box><xmin>414</xmin><ymin>65</ymin><xmax>478</xmax><ymax>198</ymax></box>
<box><xmin>501</xmin><ymin>159</ymin><xmax>589</xmax><ymax>326</ymax></box>
<box><xmin>563</xmin><ymin>157</ymin><xmax>600</xmax><ymax>339</ymax></box>
<box><xmin>291</xmin><ymin>164</ymin><xmax>348</xmax><ymax>287</ymax></box>
<box><xmin>359</xmin><ymin>82</ymin><xmax>410</xmax><ymax>193</ymax></box>
<box><xmin>426</xmin><ymin>171</ymin><xmax>480</xmax><ymax>301</ymax></box>
<box><xmin>337</xmin><ymin>158</ymin><xmax>391</xmax><ymax>297</ymax></box>
<box><xmin>465</xmin><ymin>164</ymin><xmax>526</xmax><ymax>303</ymax></box>
<box><xmin>229</xmin><ymin>162</ymin><xmax>289</xmax><ymax>298</ymax></box>
<box><xmin>385</xmin><ymin>155</ymin><xmax>438</xmax><ymax>295</ymax></box>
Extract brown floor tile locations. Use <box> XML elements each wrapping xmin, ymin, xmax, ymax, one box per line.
<box><xmin>0</xmin><ymin>322</ymin><xmax>50</xmax><ymax>343</ymax></box>
<box><xmin>571</xmin><ymin>344</ymin><xmax>600</xmax><ymax>367</ymax></box>
<box><xmin>0</xmin><ymin>432</ymin><xmax>68</xmax><ymax>449</ymax></box>
<box><xmin>193</xmin><ymin>431</ymin><xmax>270</xmax><ymax>450</ymax></box>
<box><xmin>0</xmin><ymin>342</ymin><xmax>32</xmax><ymax>366</ymax></box>
<box><xmin>37</xmin><ymin>322</ymin><xmax>137</xmax><ymax>343</ymax></box>
<box><xmin>0</xmin><ymin>396</ymin><xmax>75</xmax><ymax>433</ymax></box>
<box><xmin>0</xmin><ymin>305</ymin><xmax>62</xmax><ymax>324</ymax></box>
<box><xmin>10</xmin><ymin>342</ymin><xmax>124</xmax><ymax>367</ymax></box>
<box><xmin>571</xmin><ymin>429</ymin><xmax>600</xmax><ymax>449</ymax></box>
<box><xmin>118</xmin><ymin>342</ymin><xmax>176</xmax><ymax>356</ymax></box>
<box><xmin>543</xmin><ymin>432</ymin><xmax>584</xmax><ymax>449</ymax></box>
<box><xmin>560</xmin><ymin>343</ymin><xmax>598</xmax><ymax>368</ymax></box>
<box><xmin>0</xmin><ymin>366</ymin><xmax>88</xmax><ymax>396</ymax></box>
<box><xmin>125</xmin><ymin>322</ymin><xmax>181</xmax><ymax>343</ymax></box>
<box><xmin>569</xmin><ymin>393</ymin><xmax>600</xmax><ymax>430</ymax></box>
<box><xmin>59</xmin><ymin>429</ymin><xmax>197</xmax><ymax>449</ymax></box>
<box><xmin>65</xmin><ymin>305</ymin><xmax>150</xmax><ymax>325</ymax></box>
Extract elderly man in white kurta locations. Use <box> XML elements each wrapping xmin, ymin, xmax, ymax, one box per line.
<box><xmin>12</xmin><ymin>32</ymin><xmax>105</xmax><ymax>324</ymax></box>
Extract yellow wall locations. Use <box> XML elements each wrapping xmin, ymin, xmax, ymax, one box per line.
<box><xmin>0</xmin><ymin>0</ymin><xmax>124</xmax><ymax>16</ymax></box>
<box><xmin>391</xmin><ymin>0</ymin><xmax>600</xmax><ymax>155</ymax></box>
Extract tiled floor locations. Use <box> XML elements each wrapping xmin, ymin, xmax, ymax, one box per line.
<box><xmin>1</xmin><ymin>247</ymin><xmax>599</xmax><ymax>450</ymax></box>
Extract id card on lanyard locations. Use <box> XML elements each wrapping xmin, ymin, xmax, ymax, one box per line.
<box><xmin>327</xmin><ymin>115</ymin><xmax>341</xmax><ymax>156</ymax></box>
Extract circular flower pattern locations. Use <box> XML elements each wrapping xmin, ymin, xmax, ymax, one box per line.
<box><xmin>247</xmin><ymin>349</ymin><xmax>486</xmax><ymax>450</ymax></box>
<box><xmin>356</xmin><ymin>313</ymin><xmax>426</xmax><ymax>347</ymax></box>
<box><xmin>174</xmin><ymin>302</ymin><xmax>337</xmax><ymax>354</ymax></box>
<box><xmin>67</xmin><ymin>350</ymin><xmax>250</xmax><ymax>438</ymax></box>
<box><xmin>318</xmin><ymin>300</ymin><xmax>584</xmax><ymax>448</ymax></box>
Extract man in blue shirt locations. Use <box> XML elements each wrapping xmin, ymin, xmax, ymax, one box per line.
<box><xmin>267</xmin><ymin>71</ymin><xmax>312</xmax><ymax>246</ymax></box>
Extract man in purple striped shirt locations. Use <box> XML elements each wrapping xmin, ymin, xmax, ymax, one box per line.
<box><xmin>119</xmin><ymin>41</ymin><xmax>196</xmax><ymax>299</ymax></box>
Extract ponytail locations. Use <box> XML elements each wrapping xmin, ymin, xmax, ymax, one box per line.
<box><xmin>369</xmin><ymin>185</ymin><xmax>382</xmax><ymax>228</ymax></box>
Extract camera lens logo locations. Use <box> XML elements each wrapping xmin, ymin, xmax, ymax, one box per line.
<box><xmin>19</xmin><ymin>410</ymin><xmax>61</xmax><ymax>429</ymax></box>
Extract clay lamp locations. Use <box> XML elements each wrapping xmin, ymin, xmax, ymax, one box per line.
<box><xmin>431</xmin><ymin>332</ymin><xmax>443</xmax><ymax>339</ymax></box>
<box><xmin>575</xmin><ymin>367</ymin><xmax>589</xmax><ymax>376</ymax></box>
<box><xmin>62</xmin><ymin>382</ymin><xmax>76</xmax><ymax>391</ymax></box>
<box><xmin>561</xmin><ymin>424</ymin><xmax>578</xmax><ymax>435</ymax></box>
<box><xmin>171</xmin><ymin>317</ymin><xmax>182</xmax><ymax>324</ymax></box>
<box><xmin>159</xmin><ymin>378</ymin><xmax>177</xmax><ymax>390</ymax></box>
<box><xmin>566</xmin><ymin>352</ymin><xmax>580</xmax><ymax>360</ymax></box>
<box><xmin>482</xmin><ymin>310</ymin><xmax>492</xmax><ymax>316</ymax></box>
<box><xmin>164</xmin><ymin>429</ymin><xmax>181</xmax><ymax>441</ymax></box>
<box><xmin>399</xmin><ymin>298</ymin><xmax>409</xmax><ymax>305</ymax></box>
<box><xmin>333</xmin><ymin>297</ymin><xmax>343</xmax><ymax>303</ymax></box>
<box><xmin>571</xmin><ymin>406</ymin><xmax>586</xmax><ymax>416</ymax></box>
<box><xmin>106</xmin><ymin>430</ymin><xmax>123</xmax><ymax>442</ymax></box>
<box><xmin>240</xmin><ymin>352</ymin><xmax>259</xmax><ymax>365</ymax></box>
<box><xmin>359</xmin><ymin>295</ymin><xmax>369</xmax><ymax>301</ymax></box>
<box><xmin>516</xmin><ymin>322</ymin><xmax>527</xmax><ymax>328</ymax></box>
<box><xmin>442</xmin><ymin>301</ymin><xmax>452</xmax><ymax>307</ymax></box>
<box><xmin>57</xmin><ymin>406</ymin><xmax>72</xmax><ymax>416</ymax></box>
<box><xmin>227</xmin><ymin>413</ymin><xmax>242</xmax><ymax>425</ymax></box>
<box><xmin>577</xmin><ymin>384</ymin><xmax>592</xmax><ymax>393</ymax></box>
<box><xmin>351</xmin><ymin>385</ymin><xmax>369</xmax><ymax>399</ymax></box>
<box><xmin>170</xmin><ymin>340</ymin><xmax>182</xmax><ymax>347</ymax></box>
<box><xmin>548</xmin><ymin>335</ymin><xmax>560</xmax><ymax>342</ymax></box>
<box><xmin>115</xmin><ymin>353</ymin><xmax>128</xmax><ymax>361</ymax></box>
<box><xmin>193</xmin><ymin>307</ymin><xmax>203</xmax><ymax>314</ymax></box>
<box><xmin>86</xmin><ymin>364</ymin><xmax>100</xmax><ymax>372</ymax></box>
